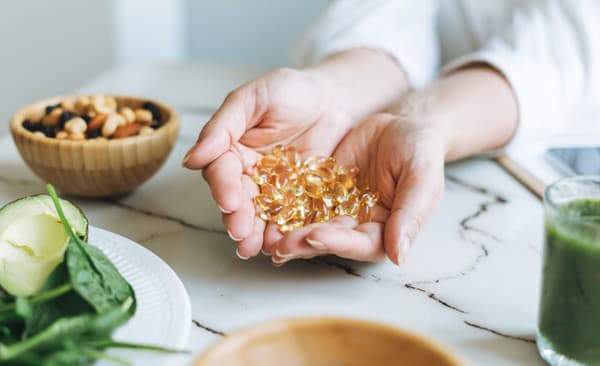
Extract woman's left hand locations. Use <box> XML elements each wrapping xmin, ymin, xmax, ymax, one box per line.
<box><xmin>265</xmin><ymin>101</ymin><xmax>447</xmax><ymax>266</ymax></box>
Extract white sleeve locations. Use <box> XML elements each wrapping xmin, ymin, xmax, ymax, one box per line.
<box><xmin>292</xmin><ymin>0</ymin><xmax>440</xmax><ymax>90</ymax></box>
<box><xmin>443</xmin><ymin>0</ymin><xmax>600</xmax><ymax>150</ymax></box>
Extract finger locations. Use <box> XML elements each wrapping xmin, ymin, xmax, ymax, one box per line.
<box><xmin>236</xmin><ymin>216</ymin><xmax>266</xmax><ymax>259</ymax></box>
<box><xmin>202</xmin><ymin>151</ymin><xmax>243</xmax><ymax>212</ymax></box>
<box><xmin>272</xmin><ymin>216</ymin><xmax>355</xmax><ymax>264</ymax></box>
<box><xmin>384</xmin><ymin>159</ymin><xmax>445</xmax><ymax>266</ymax></box>
<box><xmin>305</xmin><ymin>222</ymin><xmax>385</xmax><ymax>262</ymax></box>
<box><xmin>261</xmin><ymin>221</ymin><xmax>284</xmax><ymax>256</ymax></box>
<box><xmin>183</xmin><ymin>85</ymin><xmax>262</xmax><ymax>169</ymax></box>
<box><xmin>223</xmin><ymin>175</ymin><xmax>259</xmax><ymax>241</ymax></box>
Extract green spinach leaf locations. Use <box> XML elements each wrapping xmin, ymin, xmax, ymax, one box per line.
<box><xmin>46</xmin><ymin>185</ymin><xmax>135</xmax><ymax>315</ymax></box>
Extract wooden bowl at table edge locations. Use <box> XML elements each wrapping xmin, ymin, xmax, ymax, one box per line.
<box><xmin>194</xmin><ymin>317</ymin><xmax>466</xmax><ymax>366</ymax></box>
<box><xmin>10</xmin><ymin>95</ymin><xmax>180</xmax><ymax>197</ymax></box>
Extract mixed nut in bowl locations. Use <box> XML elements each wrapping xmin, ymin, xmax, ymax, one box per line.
<box><xmin>10</xmin><ymin>95</ymin><xmax>180</xmax><ymax>197</ymax></box>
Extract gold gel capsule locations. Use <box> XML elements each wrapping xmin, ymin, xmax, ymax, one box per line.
<box><xmin>329</xmin><ymin>182</ymin><xmax>348</xmax><ymax>203</ymax></box>
<box><xmin>304</xmin><ymin>174</ymin><xmax>324</xmax><ymax>198</ymax></box>
<box><xmin>261</xmin><ymin>183</ymin><xmax>283</xmax><ymax>202</ymax></box>
<box><xmin>276</xmin><ymin>206</ymin><xmax>296</xmax><ymax>225</ymax></box>
<box><xmin>280</xmin><ymin>220</ymin><xmax>303</xmax><ymax>233</ymax></box>
<box><xmin>311</xmin><ymin>198</ymin><xmax>331</xmax><ymax>223</ymax></box>
<box><xmin>303</xmin><ymin>156</ymin><xmax>327</xmax><ymax>172</ymax></box>
<box><xmin>321</xmin><ymin>193</ymin><xmax>336</xmax><ymax>208</ymax></box>
<box><xmin>268</xmin><ymin>203</ymin><xmax>284</xmax><ymax>217</ymax></box>
<box><xmin>272</xmin><ymin>144</ymin><xmax>286</xmax><ymax>156</ymax></box>
<box><xmin>284</xmin><ymin>146</ymin><xmax>301</xmax><ymax>169</ymax></box>
<box><xmin>358</xmin><ymin>204</ymin><xmax>372</xmax><ymax>224</ymax></box>
<box><xmin>335</xmin><ymin>199</ymin><xmax>359</xmax><ymax>217</ymax></box>
<box><xmin>361</xmin><ymin>192</ymin><xmax>379</xmax><ymax>207</ymax></box>
<box><xmin>259</xmin><ymin>154</ymin><xmax>279</xmax><ymax>169</ymax></box>
<box><xmin>253</xmin><ymin>170</ymin><xmax>269</xmax><ymax>185</ymax></box>
<box><xmin>254</xmin><ymin>194</ymin><xmax>274</xmax><ymax>207</ymax></box>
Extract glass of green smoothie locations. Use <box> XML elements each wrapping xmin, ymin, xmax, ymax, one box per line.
<box><xmin>538</xmin><ymin>176</ymin><xmax>600</xmax><ymax>365</ymax></box>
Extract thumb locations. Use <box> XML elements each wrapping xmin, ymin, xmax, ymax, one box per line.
<box><xmin>183</xmin><ymin>85</ymin><xmax>262</xmax><ymax>169</ymax></box>
<box><xmin>384</xmin><ymin>159</ymin><xmax>444</xmax><ymax>266</ymax></box>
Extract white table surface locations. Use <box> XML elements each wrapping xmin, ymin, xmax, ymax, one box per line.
<box><xmin>2</xmin><ymin>63</ymin><xmax>549</xmax><ymax>365</ymax></box>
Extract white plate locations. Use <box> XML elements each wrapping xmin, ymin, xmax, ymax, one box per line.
<box><xmin>89</xmin><ymin>226</ymin><xmax>191</xmax><ymax>366</ymax></box>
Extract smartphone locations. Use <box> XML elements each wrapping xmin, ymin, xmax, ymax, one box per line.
<box><xmin>546</xmin><ymin>146</ymin><xmax>600</xmax><ymax>175</ymax></box>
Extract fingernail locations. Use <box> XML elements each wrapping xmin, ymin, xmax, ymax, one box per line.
<box><xmin>182</xmin><ymin>150</ymin><xmax>192</xmax><ymax>167</ymax></box>
<box><xmin>219</xmin><ymin>205</ymin><xmax>232</xmax><ymax>214</ymax></box>
<box><xmin>227</xmin><ymin>229</ymin><xmax>242</xmax><ymax>242</ymax></box>
<box><xmin>275</xmin><ymin>249</ymin><xmax>295</xmax><ymax>259</ymax></box>
<box><xmin>261</xmin><ymin>249</ymin><xmax>271</xmax><ymax>256</ymax></box>
<box><xmin>306</xmin><ymin>238</ymin><xmax>326</xmax><ymax>250</ymax></box>
<box><xmin>236</xmin><ymin>248</ymin><xmax>249</xmax><ymax>260</ymax></box>
<box><xmin>396</xmin><ymin>235</ymin><xmax>411</xmax><ymax>266</ymax></box>
<box><xmin>272</xmin><ymin>255</ymin><xmax>289</xmax><ymax>264</ymax></box>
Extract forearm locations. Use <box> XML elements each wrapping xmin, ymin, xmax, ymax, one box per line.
<box><xmin>306</xmin><ymin>48</ymin><xmax>410</xmax><ymax>122</ymax></box>
<box><xmin>400</xmin><ymin>65</ymin><xmax>518</xmax><ymax>161</ymax></box>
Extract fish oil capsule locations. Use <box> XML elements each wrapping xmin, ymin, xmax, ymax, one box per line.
<box><xmin>325</xmin><ymin>157</ymin><xmax>337</xmax><ymax>172</ymax></box>
<box><xmin>268</xmin><ymin>203</ymin><xmax>284</xmax><ymax>218</ymax></box>
<box><xmin>261</xmin><ymin>183</ymin><xmax>283</xmax><ymax>202</ymax></box>
<box><xmin>280</xmin><ymin>220</ymin><xmax>304</xmax><ymax>233</ymax></box>
<box><xmin>361</xmin><ymin>192</ymin><xmax>379</xmax><ymax>207</ymax></box>
<box><xmin>312</xmin><ymin>198</ymin><xmax>331</xmax><ymax>223</ymax></box>
<box><xmin>336</xmin><ymin>165</ymin><xmax>359</xmax><ymax>189</ymax></box>
<box><xmin>321</xmin><ymin>193</ymin><xmax>336</xmax><ymax>208</ymax></box>
<box><xmin>284</xmin><ymin>147</ymin><xmax>301</xmax><ymax>169</ymax></box>
<box><xmin>276</xmin><ymin>206</ymin><xmax>296</xmax><ymax>225</ymax></box>
<box><xmin>335</xmin><ymin>199</ymin><xmax>359</xmax><ymax>217</ymax></box>
<box><xmin>304</xmin><ymin>174</ymin><xmax>325</xmax><ymax>198</ymax></box>
<box><xmin>272</xmin><ymin>144</ymin><xmax>286</xmax><ymax>156</ymax></box>
<box><xmin>304</xmin><ymin>210</ymin><xmax>317</xmax><ymax>226</ymax></box>
<box><xmin>304</xmin><ymin>156</ymin><xmax>327</xmax><ymax>172</ymax></box>
<box><xmin>294</xmin><ymin>197</ymin><xmax>312</xmax><ymax>219</ymax></box>
<box><xmin>253</xmin><ymin>169</ymin><xmax>269</xmax><ymax>185</ymax></box>
<box><xmin>328</xmin><ymin>182</ymin><xmax>348</xmax><ymax>203</ymax></box>
<box><xmin>259</xmin><ymin>154</ymin><xmax>279</xmax><ymax>169</ymax></box>
<box><xmin>254</xmin><ymin>194</ymin><xmax>274</xmax><ymax>207</ymax></box>
<box><xmin>358</xmin><ymin>204</ymin><xmax>372</xmax><ymax>224</ymax></box>
<box><xmin>282</xmin><ymin>187</ymin><xmax>298</xmax><ymax>205</ymax></box>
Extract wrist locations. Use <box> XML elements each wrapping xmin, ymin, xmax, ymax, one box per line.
<box><xmin>390</xmin><ymin>91</ymin><xmax>457</xmax><ymax>160</ymax></box>
<box><xmin>305</xmin><ymin>48</ymin><xmax>410</xmax><ymax>123</ymax></box>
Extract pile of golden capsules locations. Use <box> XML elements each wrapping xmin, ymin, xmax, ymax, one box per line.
<box><xmin>253</xmin><ymin>145</ymin><xmax>378</xmax><ymax>233</ymax></box>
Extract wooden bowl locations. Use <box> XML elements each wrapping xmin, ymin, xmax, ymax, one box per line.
<box><xmin>10</xmin><ymin>95</ymin><xmax>179</xmax><ymax>197</ymax></box>
<box><xmin>195</xmin><ymin>318</ymin><xmax>465</xmax><ymax>366</ymax></box>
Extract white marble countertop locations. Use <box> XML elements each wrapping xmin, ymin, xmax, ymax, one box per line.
<box><xmin>2</xmin><ymin>64</ymin><xmax>550</xmax><ymax>365</ymax></box>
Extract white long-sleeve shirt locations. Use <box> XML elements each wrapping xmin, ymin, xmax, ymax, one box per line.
<box><xmin>294</xmin><ymin>0</ymin><xmax>600</xmax><ymax>150</ymax></box>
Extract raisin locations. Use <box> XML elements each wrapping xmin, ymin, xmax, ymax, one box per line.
<box><xmin>45</xmin><ymin>103</ymin><xmax>61</xmax><ymax>115</ymax></box>
<box><xmin>22</xmin><ymin>119</ymin><xmax>35</xmax><ymax>131</ymax></box>
<box><xmin>82</xmin><ymin>115</ymin><xmax>92</xmax><ymax>123</ymax></box>
<box><xmin>40</xmin><ymin>124</ymin><xmax>56</xmax><ymax>138</ymax></box>
<box><xmin>142</xmin><ymin>101</ymin><xmax>162</xmax><ymax>123</ymax></box>
<box><xmin>59</xmin><ymin>111</ymin><xmax>77</xmax><ymax>129</ymax></box>
<box><xmin>87</xmin><ymin>129</ymin><xmax>101</xmax><ymax>139</ymax></box>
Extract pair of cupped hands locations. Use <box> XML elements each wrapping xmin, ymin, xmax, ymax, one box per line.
<box><xmin>183</xmin><ymin>68</ymin><xmax>445</xmax><ymax>266</ymax></box>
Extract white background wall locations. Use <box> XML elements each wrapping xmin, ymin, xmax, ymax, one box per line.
<box><xmin>0</xmin><ymin>0</ymin><xmax>329</xmax><ymax>133</ymax></box>
<box><xmin>0</xmin><ymin>1</ymin><xmax>113</xmax><ymax>132</ymax></box>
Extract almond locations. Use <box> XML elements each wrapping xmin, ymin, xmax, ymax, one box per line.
<box><xmin>88</xmin><ymin>114</ymin><xmax>107</xmax><ymax>131</ymax></box>
<box><xmin>113</xmin><ymin>122</ymin><xmax>143</xmax><ymax>139</ymax></box>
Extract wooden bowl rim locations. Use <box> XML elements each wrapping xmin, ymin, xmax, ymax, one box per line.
<box><xmin>9</xmin><ymin>94</ymin><xmax>180</xmax><ymax>147</ymax></box>
<box><xmin>194</xmin><ymin>317</ymin><xmax>465</xmax><ymax>366</ymax></box>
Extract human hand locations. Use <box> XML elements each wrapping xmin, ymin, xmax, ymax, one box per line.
<box><xmin>268</xmin><ymin>100</ymin><xmax>447</xmax><ymax>266</ymax></box>
<box><xmin>182</xmin><ymin>67</ymin><xmax>359</xmax><ymax>258</ymax></box>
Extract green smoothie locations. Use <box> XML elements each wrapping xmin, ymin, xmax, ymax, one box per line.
<box><xmin>539</xmin><ymin>199</ymin><xmax>600</xmax><ymax>364</ymax></box>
